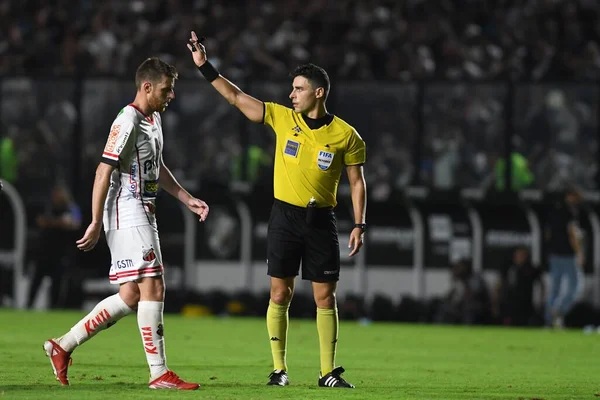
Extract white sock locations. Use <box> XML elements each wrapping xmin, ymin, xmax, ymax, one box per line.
<box><xmin>57</xmin><ymin>294</ymin><xmax>134</xmax><ymax>352</ymax></box>
<box><xmin>137</xmin><ymin>301</ymin><xmax>168</xmax><ymax>380</ymax></box>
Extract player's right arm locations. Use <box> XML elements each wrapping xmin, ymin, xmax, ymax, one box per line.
<box><xmin>76</xmin><ymin>162</ymin><xmax>114</xmax><ymax>251</ymax></box>
<box><xmin>77</xmin><ymin>116</ymin><xmax>134</xmax><ymax>251</ymax></box>
<box><xmin>187</xmin><ymin>31</ymin><xmax>264</xmax><ymax>124</ymax></box>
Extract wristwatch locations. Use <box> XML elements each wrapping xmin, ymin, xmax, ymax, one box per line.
<box><xmin>354</xmin><ymin>223</ymin><xmax>367</xmax><ymax>233</ymax></box>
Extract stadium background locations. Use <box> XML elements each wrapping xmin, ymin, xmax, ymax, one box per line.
<box><xmin>1</xmin><ymin>0</ymin><xmax>600</xmax><ymax>326</ymax></box>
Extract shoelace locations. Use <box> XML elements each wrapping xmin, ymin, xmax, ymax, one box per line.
<box><xmin>163</xmin><ymin>371</ymin><xmax>184</xmax><ymax>384</ymax></box>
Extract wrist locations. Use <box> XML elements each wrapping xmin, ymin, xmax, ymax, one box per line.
<box><xmin>354</xmin><ymin>223</ymin><xmax>367</xmax><ymax>233</ymax></box>
<box><xmin>198</xmin><ymin>61</ymin><xmax>220</xmax><ymax>82</ymax></box>
<box><xmin>177</xmin><ymin>189</ymin><xmax>192</xmax><ymax>204</ymax></box>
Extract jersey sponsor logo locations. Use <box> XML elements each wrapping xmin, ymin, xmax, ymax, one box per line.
<box><xmin>115</xmin><ymin>259</ymin><xmax>134</xmax><ymax>269</ymax></box>
<box><xmin>292</xmin><ymin>126</ymin><xmax>302</xmax><ymax>134</ymax></box>
<box><xmin>284</xmin><ymin>139</ymin><xmax>300</xmax><ymax>157</ymax></box>
<box><xmin>129</xmin><ymin>164</ymin><xmax>139</xmax><ymax>195</ymax></box>
<box><xmin>104</xmin><ymin>124</ymin><xmax>121</xmax><ymax>153</ymax></box>
<box><xmin>144</xmin><ymin>159</ymin><xmax>157</xmax><ymax>174</ymax></box>
<box><xmin>143</xmin><ymin>180</ymin><xmax>159</xmax><ymax>197</ymax></box>
<box><xmin>115</xmin><ymin>129</ymin><xmax>130</xmax><ymax>154</ymax></box>
<box><xmin>317</xmin><ymin>150</ymin><xmax>334</xmax><ymax>170</ymax></box>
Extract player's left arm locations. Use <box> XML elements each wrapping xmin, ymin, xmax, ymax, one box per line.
<box><xmin>159</xmin><ymin>158</ymin><xmax>209</xmax><ymax>222</ymax></box>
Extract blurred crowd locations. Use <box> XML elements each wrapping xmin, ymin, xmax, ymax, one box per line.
<box><xmin>1</xmin><ymin>0</ymin><xmax>599</xmax><ymax>81</ymax></box>
<box><xmin>0</xmin><ymin>0</ymin><xmax>599</xmax><ymax>206</ymax></box>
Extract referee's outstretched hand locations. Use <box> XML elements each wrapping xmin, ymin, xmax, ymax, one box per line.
<box><xmin>187</xmin><ymin>31</ymin><xmax>207</xmax><ymax>68</ymax></box>
<box><xmin>348</xmin><ymin>227</ymin><xmax>364</xmax><ymax>257</ymax></box>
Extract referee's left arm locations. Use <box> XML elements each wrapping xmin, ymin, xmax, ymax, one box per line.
<box><xmin>347</xmin><ymin>164</ymin><xmax>366</xmax><ymax>256</ymax></box>
<box><xmin>347</xmin><ymin>164</ymin><xmax>366</xmax><ymax>225</ymax></box>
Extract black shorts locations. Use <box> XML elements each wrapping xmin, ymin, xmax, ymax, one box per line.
<box><xmin>267</xmin><ymin>199</ymin><xmax>340</xmax><ymax>282</ymax></box>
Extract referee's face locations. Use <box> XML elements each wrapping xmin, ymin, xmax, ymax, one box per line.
<box><xmin>149</xmin><ymin>76</ymin><xmax>176</xmax><ymax>113</ymax></box>
<box><xmin>289</xmin><ymin>76</ymin><xmax>317</xmax><ymax>114</ymax></box>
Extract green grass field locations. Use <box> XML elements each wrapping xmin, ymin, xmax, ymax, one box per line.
<box><xmin>0</xmin><ymin>309</ymin><xmax>599</xmax><ymax>399</ymax></box>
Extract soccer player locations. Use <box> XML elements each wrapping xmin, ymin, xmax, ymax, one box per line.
<box><xmin>43</xmin><ymin>57</ymin><xmax>209</xmax><ymax>390</ymax></box>
<box><xmin>187</xmin><ymin>31</ymin><xmax>366</xmax><ymax>388</ymax></box>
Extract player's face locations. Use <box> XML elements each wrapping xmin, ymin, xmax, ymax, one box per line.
<box><xmin>149</xmin><ymin>76</ymin><xmax>176</xmax><ymax>113</ymax></box>
<box><xmin>289</xmin><ymin>76</ymin><xmax>317</xmax><ymax>114</ymax></box>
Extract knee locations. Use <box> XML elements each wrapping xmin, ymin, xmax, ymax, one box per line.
<box><xmin>119</xmin><ymin>287</ymin><xmax>141</xmax><ymax>309</ymax></box>
<box><xmin>146</xmin><ymin>278</ymin><xmax>165</xmax><ymax>301</ymax></box>
<box><xmin>126</xmin><ymin>276</ymin><xmax>165</xmax><ymax>304</ymax></box>
<box><xmin>314</xmin><ymin>289</ymin><xmax>336</xmax><ymax>309</ymax></box>
<box><xmin>270</xmin><ymin>286</ymin><xmax>293</xmax><ymax>305</ymax></box>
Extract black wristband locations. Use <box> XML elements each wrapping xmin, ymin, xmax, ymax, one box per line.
<box><xmin>198</xmin><ymin>61</ymin><xmax>220</xmax><ymax>82</ymax></box>
<box><xmin>354</xmin><ymin>223</ymin><xmax>367</xmax><ymax>233</ymax></box>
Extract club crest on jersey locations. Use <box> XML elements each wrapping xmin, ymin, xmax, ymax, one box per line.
<box><xmin>284</xmin><ymin>140</ymin><xmax>300</xmax><ymax>157</ymax></box>
<box><xmin>142</xmin><ymin>247</ymin><xmax>156</xmax><ymax>262</ymax></box>
<box><xmin>316</xmin><ymin>150</ymin><xmax>334</xmax><ymax>170</ymax></box>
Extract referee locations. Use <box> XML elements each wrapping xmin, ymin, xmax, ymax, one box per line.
<box><xmin>187</xmin><ymin>32</ymin><xmax>367</xmax><ymax>388</ymax></box>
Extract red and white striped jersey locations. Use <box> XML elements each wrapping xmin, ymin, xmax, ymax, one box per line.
<box><xmin>101</xmin><ymin>104</ymin><xmax>164</xmax><ymax>231</ymax></box>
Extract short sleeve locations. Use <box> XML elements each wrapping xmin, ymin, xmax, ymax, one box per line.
<box><xmin>344</xmin><ymin>129</ymin><xmax>366</xmax><ymax>166</ymax></box>
<box><xmin>101</xmin><ymin>119</ymin><xmax>135</xmax><ymax>166</ymax></box>
<box><xmin>263</xmin><ymin>102</ymin><xmax>291</xmax><ymax>134</ymax></box>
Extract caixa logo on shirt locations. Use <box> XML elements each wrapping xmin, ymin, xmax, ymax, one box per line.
<box><xmin>317</xmin><ymin>150</ymin><xmax>334</xmax><ymax>170</ymax></box>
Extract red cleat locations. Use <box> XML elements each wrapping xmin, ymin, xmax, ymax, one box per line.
<box><xmin>43</xmin><ymin>339</ymin><xmax>73</xmax><ymax>386</ymax></box>
<box><xmin>148</xmin><ymin>371</ymin><xmax>200</xmax><ymax>390</ymax></box>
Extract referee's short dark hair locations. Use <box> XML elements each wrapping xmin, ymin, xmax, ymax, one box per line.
<box><xmin>291</xmin><ymin>63</ymin><xmax>330</xmax><ymax>99</ymax></box>
<box><xmin>135</xmin><ymin>57</ymin><xmax>178</xmax><ymax>89</ymax></box>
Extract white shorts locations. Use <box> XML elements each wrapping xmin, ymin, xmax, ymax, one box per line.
<box><xmin>106</xmin><ymin>225</ymin><xmax>164</xmax><ymax>284</ymax></box>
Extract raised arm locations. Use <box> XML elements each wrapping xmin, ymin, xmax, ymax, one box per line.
<box><xmin>187</xmin><ymin>31</ymin><xmax>264</xmax><ymax>124</ymax></box>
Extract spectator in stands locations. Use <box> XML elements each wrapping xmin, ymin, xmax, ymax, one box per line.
<box><xmin>1</xmin><ymin>1</ymin><xmax>599</xmax><ymax>82</ymax></box>
<box><xmin>545</xmin><ymin>186</ymin><xmax>584</xmax><ymax>328</ymax></box>
<box><xmin>492</xmin><ymin>246</ymin><xmax>545</xmax><ymax>326</ymax></box>
<box><xmin>435</xmin><ymin>259</ymin><xmax>491</xmax><ymax>325</ymax></box>
<box><xmin>27</xmin><ymin>184</ymin><xmax>81</xmax><ymax>309</ymax></box>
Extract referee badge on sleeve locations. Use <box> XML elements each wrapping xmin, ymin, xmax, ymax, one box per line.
<box><xmin>316</xmin><ymin>150</ymin><xmax>334</xmax><ymax>170</ymax></box>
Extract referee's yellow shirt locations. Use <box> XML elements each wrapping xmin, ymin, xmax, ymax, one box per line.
<box><xmin>264</xmin><ymin>102</ymin><xmax>366</xmax><ymax>208</ymax></box>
